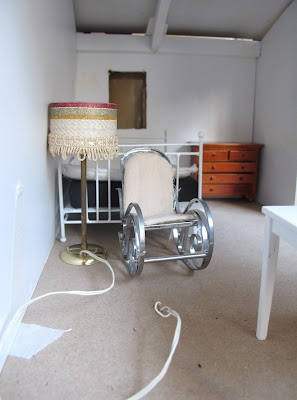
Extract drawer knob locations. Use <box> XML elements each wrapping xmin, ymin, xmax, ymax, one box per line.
<box><xmin>212</xmin><ymin>153</ymin><xmax>216</xmax><ymax>157</ymax></box>
<box><xmin>241</xmin><ymin>153</ymin><xmax>246</xmax><ymax>158</ymax></box>
<box><xmin>211</xmin><ymin>165</ymin><xmax>216</xmax><ymax>170</ymax></box>
<box><xmin>210</xmin><ymin>176</ymin><xmax>214</xmax><ymax>181</ymax></box>
<box><xmin>210</xmin><ymin>187</ymin><xmax>214</xmax><ymax>192</ymax></box>
<box><xmin>239</xmin><ymin>176</ymin><xmax>244</xmax><ymax>181</ymax></box>
<box><xmin>241</xmin><ymin>165</ymin><xmax>245</xmax><ymax>170</ymax></box>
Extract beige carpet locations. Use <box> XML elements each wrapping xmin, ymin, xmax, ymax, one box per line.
<box><xmin>1</xmin><ymin>199</ymin><xmax>297</xmax><ymax>399</ymax></box>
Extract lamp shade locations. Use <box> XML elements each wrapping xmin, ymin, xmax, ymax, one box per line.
<box><xmin>48</xmin><ymin>102</ymin><xmax>118</xmax><ymax>160</ymax></box>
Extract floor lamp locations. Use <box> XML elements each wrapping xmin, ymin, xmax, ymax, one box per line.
<box><xmin>48</xmin><ymin>102</ymin><xmax>118</xmax><ymax>266</ymax></box>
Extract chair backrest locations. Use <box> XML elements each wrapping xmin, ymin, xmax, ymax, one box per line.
<box><xmin>122</xmin><ymin>148</ymin><xmax>175</xmax><ymax>220</ymax></box>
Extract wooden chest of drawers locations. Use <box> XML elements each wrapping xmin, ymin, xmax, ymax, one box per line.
<box><xmin>192</xmin><ymin>143</ymin><xmax>264</xmax><ymax>201</ymax></box>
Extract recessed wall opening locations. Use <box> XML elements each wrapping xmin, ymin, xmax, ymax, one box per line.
<box><xmin>109</xmin><ymin>71</ymin><xmax>146</xmax><ymax>129</ymax></box>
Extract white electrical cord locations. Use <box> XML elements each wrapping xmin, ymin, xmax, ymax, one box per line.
<box><xmin>0</xmin><ymin>250</ymin><xmax>115</xmax><ymax>356</ymax></box>
<box><xmin>127</xmin><ymin>302</ymin><xmax>181</xmax><ymax>400</ymax></box>
<box><xmin>0</xmin><ymin>250</ymin><xmax>181</xmax><ymax>400</ymax></box>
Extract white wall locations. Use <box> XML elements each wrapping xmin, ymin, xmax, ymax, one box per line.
<box><xmin>254</xmin><ymin>0</ymin><xmax>297</xmax><ymax>205</ymax></box>
<box><xmin>0</xmin><ymin>0</ymin><xmax>76</xmax><ymax>369</ymax></box>
<box><xmin>75</xmin><ymin>34</ymin><xmax>260</xmax><ymax>144</ymax></box>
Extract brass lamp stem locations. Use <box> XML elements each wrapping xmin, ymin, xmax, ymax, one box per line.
<box><xmin>81</xmin><ymin>157</ymin><xmax>88</xmax><ymax>250</ymax></box>
<box><xmin>59</xmin><ymin>155</ymin><xmax>107</xmax><ymax>265</ymax></box>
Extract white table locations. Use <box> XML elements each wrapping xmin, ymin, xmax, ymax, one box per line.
<box><xmin>256</xmin><ymin>205</ymin><xmax>297</xmax><ymax>340</ymax></box>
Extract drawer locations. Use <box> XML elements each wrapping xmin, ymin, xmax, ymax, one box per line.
<box><xmin>229</xmin><ymin>150</ymin><xmax>257</xmax><ymax>161</ymax></box>
<box><xmin>203</xmin><ymin>184</ymin><xmax>252</xmax><ymax>196</ymax></box>
<box><xmin>202</xmin><ymin>174</ymin><xmax>256</xmax><ymax>184</ymax></box>
<box><xmin>203</xmin><ymin>150</ymin><xmax>228</xmax><ymax>161</ymax></box>
<box><xmin>203</xmin><ymin>162</ymin><xmax>257</xmax><ymax>173</ymax></box>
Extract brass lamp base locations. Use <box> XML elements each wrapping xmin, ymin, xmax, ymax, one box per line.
<box><xmin>60</xmin><ymin>244</ymin><xmax>107</xmax><ymax>266</ymax></box>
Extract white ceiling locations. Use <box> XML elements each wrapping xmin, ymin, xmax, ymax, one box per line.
<box><xmin>73</xmin><ymin>0</ymin><xmax>293</xmax><ymax>41</ymax></box>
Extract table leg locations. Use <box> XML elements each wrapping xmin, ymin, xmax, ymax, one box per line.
<box><xmin>256</xmin><ymin>216</ymin><xmax>280</xmax><ymax>340</ymax></box>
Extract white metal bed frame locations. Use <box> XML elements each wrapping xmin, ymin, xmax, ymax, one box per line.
<box><xmin>57</xmin><ymin>132</ymin><xmax>204</xmax><ymax>242</ymax></box>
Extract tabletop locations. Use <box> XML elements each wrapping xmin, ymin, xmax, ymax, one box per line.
<box><xmin>262</xmin><ymin>205</ymin><xmax>297</xmax><ymax>248</ymax></box>
<box><xmin>262</xmin><ymin>205</ymin><xmax>297</xmax><ymax>228</ymax></box>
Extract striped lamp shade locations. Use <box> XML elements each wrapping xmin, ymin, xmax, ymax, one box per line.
<box><xmin>48</xmin><ymin>102</ymin><xmax>118</xmax><ymax>160</ymax></box>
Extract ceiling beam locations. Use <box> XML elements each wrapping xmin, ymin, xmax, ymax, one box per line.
<box><xmin>150</xmin><ymin>0</ymin><xmax>171</xmax><ymax>52</ymax></box>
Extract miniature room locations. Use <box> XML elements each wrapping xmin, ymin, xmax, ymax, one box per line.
<box><xmin>1</xmin><ymin>0</ymin><xmax>297</xmax><ymax>399</ymax></box>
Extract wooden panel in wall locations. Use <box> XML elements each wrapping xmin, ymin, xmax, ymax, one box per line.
<box><xmin>109</xmin><ymin>71</ymin><xmax>146</xmax><ymax>129</ymax></box>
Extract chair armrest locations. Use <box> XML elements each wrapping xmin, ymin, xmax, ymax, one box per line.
<box><xmin>183</xmin><ymin>198</ymin><xmax>203</xmax><ymax>214</ymax></box>
<box><xmin>116</xmin><ymin>188</ymin><xmax>124</xmax><ymax>220</ymax></box>
<box><xmin>124</xmin><ymin>202</ymin><xmax>144</xmax><ymax>225</ymax></box>
<box><xmin>184</xmin><ymin>198</ymin><xmax>214</xmax><ymax>245</ymax></box>
<box><xmin>123</xmin><ymin>202</ymin><xmax>145</xmax><ymax>250</ymax></box>
<box><xmin>174</xmin><ymin>192</ymin><xmax>181</xmax><ymax>214</ymax></box>
<box><xmin>116</xmin><ymin>190</ymin><xmax>144</xmax><ymax>227</ymax></box>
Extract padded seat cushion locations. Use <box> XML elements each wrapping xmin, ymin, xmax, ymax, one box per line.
<box><xmin>144</xmin><ymin>213</ymin><xmax>196</xmax><ymax>226</ymax></box>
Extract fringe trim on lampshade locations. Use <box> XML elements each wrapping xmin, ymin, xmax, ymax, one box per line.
<box><xmin>48</xmin><ymin>133</ymin><xmax>119</xmax><ymax>161</ymax></box>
